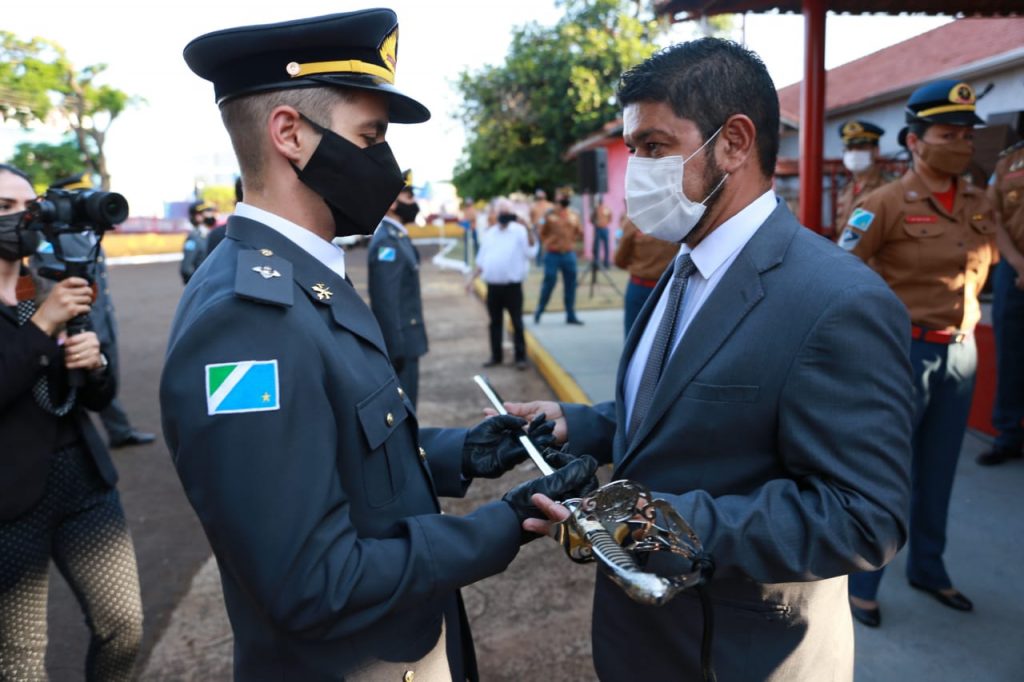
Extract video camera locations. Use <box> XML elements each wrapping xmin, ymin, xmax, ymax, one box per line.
<box><xmin>22</xmin><ymin>187</ymin><xmax>129</xmax><ymax>283</ymax></box>
<box><xmin>21</xmin><ymin>186</ymin><xmax>129</xmax><ymax>386</ymax></box>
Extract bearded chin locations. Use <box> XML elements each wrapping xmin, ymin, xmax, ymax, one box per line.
<box><xmin>684</xmin><ymin>154</ymin><xmax>727</xmax><ymax>246</ymax></box>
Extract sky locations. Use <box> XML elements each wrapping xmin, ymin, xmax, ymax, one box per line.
<box><xmin>2</xmin><ymin>1</ymin><xmax>953</xmax><ymax>216</ymax></box>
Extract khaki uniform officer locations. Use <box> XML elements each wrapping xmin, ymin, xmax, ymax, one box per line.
<box><xmin>844</xmin><ymin>79</ymin><xmax>995</xmax><ymax>627</ymax></box>
<box><xmin>978</xmin><ymin>139</ymin><xmax>1024</xmax><ymax>465</ymax></box>
<box><xmin>834</xmin><ymin>120</ymin><xmax>895</xmax><ymax>237</ymax></box>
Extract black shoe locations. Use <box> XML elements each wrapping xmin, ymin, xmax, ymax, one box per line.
<box><xmin>482</xmin><ymin>359</ymin><xmax>502</xmax><ymax>368</ymax></box>
<box><xmin>976</xmin><ymin>446</ymin><xmax>1023</xmax><ymax>466</ymax></box>
<box><xmin>908</xmin><ymin>581</ymin><xmax>973</xmax><ymax>611</ymax></box>
<box><xmin>515</xmin><ymin>360</ymin><xmax>528</xmax><ymax>371</ymax></box>
<box><xmin>533</xmin><ymin>312</ymin><xmax>541</xmax><ymax>324</ymax></box>
<box><xmin>110</xmin><ymin>430</ymin><xmax>156</xmax><ymax>449</ymax></box>
<box><xmin>567</xmin><ymin>318</ymin><xmax>584</xmax><ymax>325</ymax></box>
<box><xmin>850</xmin><ymin>601</ymin><xmax>881</xmax><ymax>627</ymax></box>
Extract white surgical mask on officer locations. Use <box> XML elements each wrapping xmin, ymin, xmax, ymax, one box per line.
<box><xmin>843</xmin><ymin>150</ymin><xmax>874</xmax><ymax>174</ymax></box>
<box><xmin>625</xmin><ymin>125</ymin><xmax>728</xmax><ymax>243</ymax></box>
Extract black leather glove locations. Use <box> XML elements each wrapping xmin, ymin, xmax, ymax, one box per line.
<box><xmin>502</xmin><ymin>453</ymin><xmax>599</xmax><ymax>525</ymax></box>
<box><xmin>462</xmin><ymin>413</ymin><xmax>556</xmax><ymax>479</ymax></box>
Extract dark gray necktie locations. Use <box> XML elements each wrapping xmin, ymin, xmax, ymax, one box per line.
<box><xmin>628</xmin><ymin>253</ymin><xmax>696</xmax><ymax>443</ymax></box>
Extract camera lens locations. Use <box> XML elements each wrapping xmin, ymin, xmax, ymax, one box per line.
<box><xmin>83</xmin><ymin>191</ymin><xmax>129</xmax><ymax>226</ymax></box>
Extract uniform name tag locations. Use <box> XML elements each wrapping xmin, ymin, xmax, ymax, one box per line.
<box><xmin>206</xmin><ymin>360</ymin><xmax>280</xmax><ymax>415</ymax></box>
<box><xmin>378</xmin><ymin>246</ymin><xmax>396</xmax><ymax>262</ymax></box>
<box><xmin>847</xmin><ymin>207</ymin><xmax>874</xmax><ymax>231</ymax></box>
<box><xmin>904</xmin><ymin>214</ymin><xmax>938</xmax><ymax>224</ymax></box>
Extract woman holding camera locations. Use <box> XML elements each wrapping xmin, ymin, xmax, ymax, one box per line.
<box><xmin>0</xmin><ymin>164</ymin><xmax>142</xmax><ymax>680</ymax></box>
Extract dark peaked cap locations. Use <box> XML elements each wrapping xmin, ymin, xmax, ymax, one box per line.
<box><xmin>183</xmin><ymin>8</ymin><xmax>430</xmax><ymax>124</ymax></box>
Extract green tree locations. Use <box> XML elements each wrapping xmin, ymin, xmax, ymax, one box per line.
<box><xmin>0</xmin><ymin>32</ymin><xmax>139</xmax><ymax>190</ymax></box>
<box><xmin>452</xmin><ymin>0</ymin><xmax>663</xmax><ymax>200</ymax></box>
<box><xmin>8</xmin><ymin>139</ymin><xmax>87</xmax><ymax>189</ymax></box>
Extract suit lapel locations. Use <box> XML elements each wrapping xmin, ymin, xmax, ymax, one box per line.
<box><xmin>616</xmin><ymin>202</ymin><xmax>799</xmax><ymax>473</ymax></box>
<box><xmin>227</xmin><ymin>217</ymin><xmax>389</xmax><ymax>356</ymax></box>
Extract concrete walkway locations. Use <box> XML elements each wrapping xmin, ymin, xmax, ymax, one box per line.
<box><xmin>526</xmin><ymin>307</ymin><xmax>1024</xmax><ymax>682</ymax></box>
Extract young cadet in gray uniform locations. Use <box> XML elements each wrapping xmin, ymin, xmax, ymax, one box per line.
<box><xmin>160</xmin><ymin>10</ymin><xmax>597</xmax><ymax>681</ymax></box>
<box><xmin>368</xmin><ymin>178</ymin><xmax>427</xmax><ymax>405</ymax></box>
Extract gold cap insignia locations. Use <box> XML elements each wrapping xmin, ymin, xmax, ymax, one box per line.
<box><xmin>842</xmin><ymin>122</ymin><xmax>863</xmax><ymax>137</ymax></box>
<box><xmin>379</xmin><ymin>27</ymin><xmax>398</xmax><ymax>75</ymax></box>
<box><xmin>949</xmin><ymin>82</ymin><xmax>975</xmax><ymax>105</ymax></box>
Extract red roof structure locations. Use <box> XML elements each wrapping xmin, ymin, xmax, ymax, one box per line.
<box><xmin>776</xmin><ymin>17</ymin><xmax>1024</xmax><ymax>124</ymax></box>
<box><xmin>656</xmin><ymin>0</ymin><xmax>1022</xmax><ymax>16</ymax></box>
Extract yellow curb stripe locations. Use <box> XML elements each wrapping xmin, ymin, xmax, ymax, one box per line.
<box><xmin>471</xmin><ymin>279</ymin><xmax>591</xmax><ymax>405</ymax></box>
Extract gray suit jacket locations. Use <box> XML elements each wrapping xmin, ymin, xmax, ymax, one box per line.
<box><xmin>563</xmin><ymin>201</ymin><xmax>912</xmax><ymax>681</ymax></box>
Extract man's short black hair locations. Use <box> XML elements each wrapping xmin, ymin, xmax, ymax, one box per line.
<box><xmin>617</xmin><ymin>38</ymin><xmax>780</xmax><ymax>178</ymax></box>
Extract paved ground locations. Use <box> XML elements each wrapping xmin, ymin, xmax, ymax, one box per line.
<box><xmin>43</xmin><ymin>245</ymin><xmax>1024</xmax><ymax>681</ymax></box>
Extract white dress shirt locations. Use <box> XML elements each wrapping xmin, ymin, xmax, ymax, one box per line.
<box><xmin>476</xmin><ymin>221</ymin><xmax>536</xmax><ymax>284</ymax></box>
<box><xmin>624</xmin><ymin>190</ymin><xmax>778</xmax><ymax>427</ymax></box>
<box><xmin>234</xmin><ymin>202</ymin><xmax>346</xmax><ymax>280</ymax></box>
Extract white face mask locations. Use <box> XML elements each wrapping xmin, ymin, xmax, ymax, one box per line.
<box><xmin>843</xmin><ymin>149</ymin><xmax>874</xmax><ymax>174</ymax></box>
<box><xmin>625</xmin><ymin>126</ymin><xmax>729</xmax><ymax>242</ymax></box>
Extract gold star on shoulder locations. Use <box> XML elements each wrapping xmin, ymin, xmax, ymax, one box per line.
<box><xmin>261</xmin><ymin>392</ymin><xmax>271</xmax><ymax>403</ymax></box>
<box><xmin>312</xmin><ymin>283</ymin><xmax>333</xmax><ymax>300</ymax></box>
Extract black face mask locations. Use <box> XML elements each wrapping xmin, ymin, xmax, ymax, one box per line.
<box><xmin>497</xmin><ymin>212</ymin><xmax>516</xmax><ymax>226</ymax></box>
<box><xmin>0</xmin><ymin>211</ymin><xmax>40</xmax><ymax>262</ymax></box>
<box><xmin>202</xmin><ymin>215</ymin><xmax>217</xmax><ymax>227</ymax></box>
<box><xmin>292</xmin><ymin>114</ymin><xmax>405</xmax><ymax>238</ymax></box>
<box><xmin>394</xmin><ymin>200</ymin><xmax>420</xmax><ymax>224</ymax></box>
<box><xmin>558</xmin><ymin>198</ymin><xmax>570</xmax><ymax>208</ymax></box>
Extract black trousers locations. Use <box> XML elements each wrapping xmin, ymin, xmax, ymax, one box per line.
<box><xmin>486</xmin><ymin>283</ymin><xmax>525</xmax><ymax>362</ymax></box>
<box><xmin>0</xmin><ymin>445</ymin><xmax>143</xmax><ymax>681</ymax></box>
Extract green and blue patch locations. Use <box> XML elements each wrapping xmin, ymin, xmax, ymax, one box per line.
<box><xmin>847</xmin><ymin>207</ymin><xmax>875</xmax><ymax>231</ymax></box>
<box><xmin>205</xmin><ymin>360</ymin><xmax>280</xmax><ymax>415</ymax></box>
<box><xmin>378</xmin><ymin>246</ymin><xmax>396</xmax><ymax>262</ymax></box>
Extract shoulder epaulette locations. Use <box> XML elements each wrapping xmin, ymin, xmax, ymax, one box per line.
<box><xmin>999</xmin><ymin>139</ymin><xmax>1024</xmax><ymax>157</ymax></box>
<box><xmin>234</xmin><ymin>249</ymin><xmax>293</xmax><ymax>307</ymax></box>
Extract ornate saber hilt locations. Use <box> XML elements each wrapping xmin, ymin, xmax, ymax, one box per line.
<box><xmin>473</xmin><ymin>374</ymin><xmax>555</xmax><ymax>475</ymax></box>
<box><xmin>551</xmin><ymin>480</ymin><xmax>712</xmax><ymax>606</ymax></box>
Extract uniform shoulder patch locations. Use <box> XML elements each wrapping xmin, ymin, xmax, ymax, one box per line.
<box><xmin>377</xmin><ymin>246</ymin><xmax>397</xmax><ymax>262</ymax></box>
<box><xmin>206</xmin><ymin>360</ymin><xmax>280</xmax><ymax>415</ymax></box>
<box><xmin>847</xmin><ymin>207</ymin><xmax>875</xmax><ymax>231</ymax></box>
<box><xmin>837</xmin><ymin>228</ymin><xmax>862</xmax><ymax>251</ymax></box>
<box><xmin>235</xmin><ymin>250</ymin><xmax>293</xmax><ymax>307</ymax></box>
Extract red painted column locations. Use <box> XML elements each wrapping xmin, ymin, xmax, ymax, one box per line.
<box><xmin>799</xmin><ymin>0</ymin><xmax>827</xmax><ymax>232</ymax></box>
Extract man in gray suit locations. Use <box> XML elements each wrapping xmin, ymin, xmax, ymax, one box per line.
<box><xmin>506</xmin><ymin>38</ymin><xmax>913</xmax><ymax>681</ymax></box>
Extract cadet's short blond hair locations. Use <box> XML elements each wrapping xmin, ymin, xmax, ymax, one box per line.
<box><xmin>219</xmin><ymin>87</ymin><xmax>353</xmax><ymax>192</ymax></box>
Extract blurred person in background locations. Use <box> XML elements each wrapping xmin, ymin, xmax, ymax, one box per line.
<box><xmin>834</xmin><ymin>120</ymin><xmax>894</xmax><ymax>237</ymax></box>
<box><xmin>0</xmin><ymin>163</ymin><xmax>142</xmax><ymax>681</ymax></box>
<box><xmin>180</xmin><ymin>199</ymin><xmax>217</xmax><ymax>284</ymax></box>
<box><xmin>534</xmin><ymin>190</ymin><xmax>583</xmax><ymax>325</ymax></box>
<box><xmin>977</xmin><ymin>134</ymin><xmax>1024</xmax><ymax>465</ymax></box>
<box><xmin>466</xmin><ymin>197</ymin><xmax>536</xmax><ymax>370</ymax></box>
<box><xmin>591</xmin><ymin>195</ymin><xmax>612</xmax><ymax>268</ymax></box>
<box><xmin>368</xmin><ymin>175</ymin><xmax>428</xmax><ymax>406</ymax></box>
